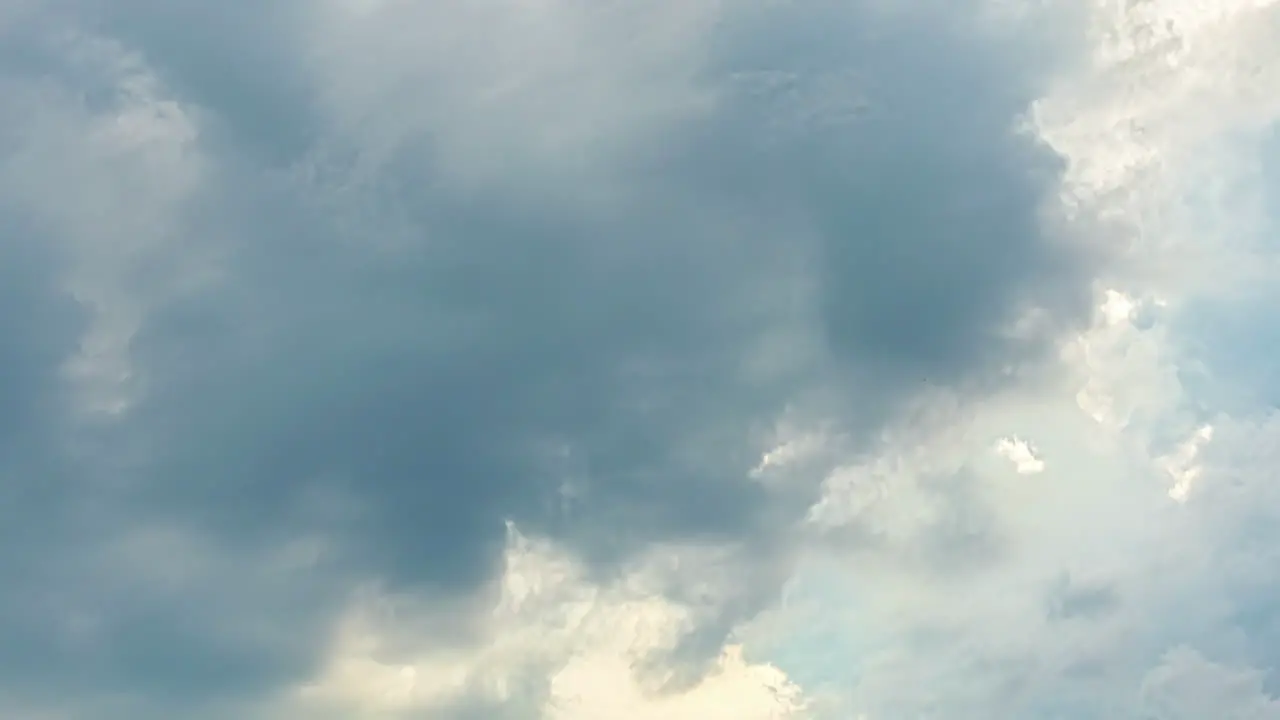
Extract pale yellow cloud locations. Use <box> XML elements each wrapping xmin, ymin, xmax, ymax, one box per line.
<box><xmin>283</xmin><ymin>524</ymin><xmax>811</xmax><ymax>719</ymax></box>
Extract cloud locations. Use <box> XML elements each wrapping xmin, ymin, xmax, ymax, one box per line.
<box><xmin>993</xmin><ymin>435</ymin><xmax>1045</xmax><ymax>474</ymax></box>
<box><xmin>742</xmin><ymin>0</ymin><xmax>1280</xmax><ymax>717</ymax></box>
<box><xmin>1141</xmin><ymin>647</ymin><xmax>1280</xmax><ymax>720</ymax></box>
<box><xmin>272</xmin><ymin>524</ymin><xmax>807</xmax><ymax>719</ymax></box>
<box><xmin>3</xmin><ymin>0</ymin><xmax>1279</xmax><ymax>718</ymax></box>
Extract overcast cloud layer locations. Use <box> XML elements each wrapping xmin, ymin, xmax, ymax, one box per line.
<box><xmin>2</xmin><ymin>1</ymin><xmax>1280</xmax><ymax>718</ymax></box>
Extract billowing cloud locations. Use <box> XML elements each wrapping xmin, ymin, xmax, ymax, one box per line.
<box><xmin>270</xmin><ymin>524</ymin><xmax>808</xmax><ymax>719</ymax></box>
<box><xmin>1</xmin><ymin>0</ymin><xmax>1279</xmax><ymax>718</ymax></box>
<box><xmin>743</xmin><ymin>1</ymin><xmax>1280</xmax><ymax>717</ymax></box>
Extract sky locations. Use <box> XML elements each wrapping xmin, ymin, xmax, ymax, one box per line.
<box><xmin>1</xmin><ymin>0</ymin><xmax>1279</xmax><ymax>718</ymax></box>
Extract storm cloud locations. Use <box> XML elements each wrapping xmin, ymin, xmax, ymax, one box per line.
<box><xmin>4</xmin><ymin>1</ymin><xmax>1278</xmax><ymax>718</ymax></box>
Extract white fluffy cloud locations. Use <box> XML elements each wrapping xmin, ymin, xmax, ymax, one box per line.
<box><xmin>280</xmin><ymin>525</ymin><xmax>807</xmax><ymax>719</ymax></box>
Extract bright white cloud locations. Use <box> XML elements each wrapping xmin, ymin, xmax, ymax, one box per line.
<box><xmin>286</xmin><ymin>524</ymin><xmax>809</xmax><ymax>719</ymax></box>
<box><xmin>993</xmin><ymin>435</ymin><xmax>1045</xmax><ymax>474</ymax></box>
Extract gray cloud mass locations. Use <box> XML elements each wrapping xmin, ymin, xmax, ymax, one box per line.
<box><xmin>0</xmin><ymin>1</ymin><xmax>1112</xmax><ymax>717</ymax></box>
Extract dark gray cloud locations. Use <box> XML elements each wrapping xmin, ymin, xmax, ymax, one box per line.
<box><xmin>0</xmin><ymin>1</ymin><xmax>1100</xmax><ymax>715</ymax></box>
<box><xmin>702</xmin><ymin>3</ymin><xmax>1088</xmax><ymax>382</ymax></box>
